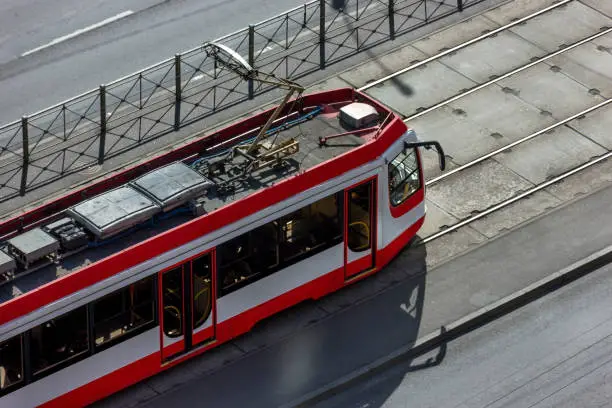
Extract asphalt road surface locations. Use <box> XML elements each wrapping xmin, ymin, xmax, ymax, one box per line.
<box><xmin>0</xmin><ymin>0</ymin><xmax>160</xmax><ymax>64</ymax></box>
<box><xmin>0</xmin><ymin>0</ymin><xmax>305</xmax><ymax>126</ymax></box>
<box><xmin>318</xmin><ymin>260</ymin><xmax>612</xmax><ymax>408</ymax></box>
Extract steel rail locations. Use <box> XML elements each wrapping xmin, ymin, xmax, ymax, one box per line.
<box><xmin>358</xmin><ymin>0</ymin><xmax>574</xmax><ymax>91</ymax></box>
<box><xmin>422</xmin><ymin>147</ymin><xmax>612</xmax><ymax>243</ymax></box>
<box><xmin>403</xmin><ymin>26</ymin><xmax>612</xmax><ymax>122</ymax></box>
<box><xmin>426</xmin><ymin>96</ymin><xmax>612</xmax><ymax>185</ymax></box>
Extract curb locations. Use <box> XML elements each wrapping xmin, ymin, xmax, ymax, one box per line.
<box><xmin>283</xmin><ymin>244</ymin><xmax>612</xmax><ymax>408</ymax></box>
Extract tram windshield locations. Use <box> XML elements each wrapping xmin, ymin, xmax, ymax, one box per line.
<box><xmin>389</xmin><ymin>148</ymin><xmax>420</xmax><ymax>206</ymax></box>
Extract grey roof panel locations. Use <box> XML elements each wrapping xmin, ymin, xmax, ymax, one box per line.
<box><xmin>130</xmin><ymin>162</ymin><xmax>213</xmax><ymax>211</ymax></box>
<box><xmin>67</xmin><ymin>186</ymin><xmax>161</xmax><ymax>239</ymax></box>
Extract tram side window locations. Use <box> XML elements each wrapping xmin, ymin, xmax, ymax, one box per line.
<box><xmin>217</xmin><ymin>193</ymin><xmax>342</xmax><ymax>297</ymax></box>
<box><xmin>279</xmin><ymin>193</ymin><xmax>342</xmax><ymax>263</ymax></box>
<box><xmin>93</xmin><ymin>276</ymin><xmax>155</xmax><ymax>349</ymax></box>
<box><xmin>250</xmin><ymin>222</ymin><xmax>280</xmax><ymax>272</ymax></box>
<box><xmin>388</xmin><ymin>147</ymin><xmax>420</xmax><ymax>206</ymax></box>
<box><xmin>218</xmin><ymin>223</ymin><xmax>279</xmax><ymax>296</ymax></box>
<box><xmin>30</xmin><ymin>306</ymin><xmax>88</xmax><ymax>377</ymax></box>
<box><xmin>0</xmin><ymin>335</ymin><xmax>23</xmax><ymax>393</ymax></box>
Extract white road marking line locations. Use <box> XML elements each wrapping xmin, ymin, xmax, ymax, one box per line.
<box><xmin>21</xmin><ymin>10</ymin><xmax>134</xmax><ymax>57</ymax></box>
<box><xmin>400</xmin><ymin>303</ymin><xmax>414</xmax><ymax>316</ymax></box>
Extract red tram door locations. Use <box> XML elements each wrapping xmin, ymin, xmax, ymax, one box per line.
<box><xmin>344</xmin><ymin>178</ymin><xmax>377</xmax><ymax>279</ymax></box>
<box><xmin>160</xmin><ymin>251</ymin><xmax>216</xmax><ymax>361</ymax></box>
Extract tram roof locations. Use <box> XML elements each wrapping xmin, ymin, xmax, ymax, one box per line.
<box><xmin>0</xmin><ymin>87</ymin><xmax>405</xmax><ymax>316</ymax></box>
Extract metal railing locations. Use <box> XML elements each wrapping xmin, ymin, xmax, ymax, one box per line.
<box><xmin>0</xmin><ymin>0</ymin><xmax>480</xmax><ymax>203</ymax></box>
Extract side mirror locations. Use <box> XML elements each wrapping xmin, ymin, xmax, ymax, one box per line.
<box><xmin>404</xmin><ymin>141</ymin><xmax>446</xmax><ymax>171</ymax></box>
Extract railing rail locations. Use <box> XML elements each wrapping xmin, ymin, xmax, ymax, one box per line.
<box><xmin>0</xmin><ymin>0</ymin><xmax>484</xmax><ymax>203</ymax></box>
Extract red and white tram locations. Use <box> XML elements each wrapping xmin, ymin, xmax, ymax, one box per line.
<box><xmin>0</xmin><ymin>81</ymin><xmax>444</xmax><ymax>406</ymax></box>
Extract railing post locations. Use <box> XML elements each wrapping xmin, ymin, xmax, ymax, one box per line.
<box><xmin>319</xmin><ymin>0</ymin><xmax>326</xmax><ymax>69</ymax></box>
<box><xmin>389</xmin><ymin>0</ymin><xmax>395</xmax><ymax>40</ymax></box>
<box><xmin>248</xmin><ymin>25</ymin><xmax>255</xmax><ymax>99</ymax></box>
<box><xmin>20</xmin><ymin>116</ymin><xmax>28</xmax><ymax>196</ymax></box>
<box><xmin>174</xmin><ymin>54</ymin><xmax>181</xmax><ymax>131</ymax></box>
<box><xmin>98</xmin><ymin>85</ymin><xmax>106</xmax><ymax>165</ymax></box>
<box><xmin>457</xmin><ymin>0</ymin><xmax>464</xmax><ymax>12</ymax></box>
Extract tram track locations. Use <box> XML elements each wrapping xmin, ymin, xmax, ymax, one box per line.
<box><xmin>406</xmin><ymin>31</ymin><xmax>612</xmax><ymax>244</ymax></box>
<box><xmin>350</xmin><ymin>0</ymin><xmax>612</xmax><ymax>192</ymax></box>
<box><xmin>358</xmin><ymin>0</ymin><xmax>575</xmax><ymax>93</ymax></box>
<box><xmin>399</xmin><ymin>25</ymin><xmax>612</xmax><ymax>122</ymax></box>
<box><xmin>422</xmin><ymin>122</ymin><xmax>612</xmax><ymax>244</ymax></box>
<box><xmin>402</xmin><ymin>24</ymin><xmax>612</xmax><ymax>190</ymax></box>
<box><xmin>350</xmin><ymin>0</ymin><xmax>612</xmax><ymax>247</ymax></box>
<box><xmin>400</xmin><ymin>24</ymin><xmax>612</xmax><ymax>194</ymax></box>
<box><xmin>425</xmin><ymin>96</ymin><xmax>612</xmax><ymax>187</ymax></box>
<box><xmin>416</xmin><ymin>87</ymin><xmax>612</xmax><ymax>244</ymax></box>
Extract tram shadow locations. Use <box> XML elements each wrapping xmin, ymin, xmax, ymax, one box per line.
<box><xmin>233</xmin><ymin>236</ymin><xmax>434</xmax><ymax>408</ymax></box>
<box><xmin>289</xmin><ymin>236</ymin><xmax>437</xmax><ymax>408</ymax></box>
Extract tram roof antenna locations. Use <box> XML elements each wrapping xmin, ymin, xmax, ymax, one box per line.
<box><xmin>203</xmin><ymin>41</ymin><xmax>305</xmax><ymax>155</ymax></box>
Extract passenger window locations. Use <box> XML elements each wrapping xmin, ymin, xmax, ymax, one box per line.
<box><xmin>30</xmin><ymin>306</ymin><xmax>89</xmax><ymax>376</ymax></box>
<box><xmin>0</xmin><ymin>336</ymin><xmax>23</xmax><ymax>392</ymax></box>
<box><xmin>310</xmin><ymin>194</ymin><xmax>342</xmax><ymax>243</ymax></box>
<box><xmin>192</xmin><ymin>255</ymin><xmax>212</xmax><ymax>329</ymax></box>
<box><xmin>279</xmin><ymin>208</ymin><xmax>312</xmax><ymax>261</ymax></box>
<box><xmin>217</xmin><ymin>192</ymin><xmax>342</xmax><ymax>297</ymax></box>
<box><xmin>218</xmin><ymin>221</ymin><xmax>282</xmax><ymax>296</ymax></box>
<box><xmin>162</xmin><ymin>268</ymin><xmax>183</xmax><ymax>338</ymax></box>
<box><xmin>93</xmin><ymin>276</ymin><xmax>155</xmax><ymax>348</ymax></box>
<box><xmin>388</xmin><ymin>148</ymin><xmax>420</xmax><ymax>206</ymax></box>
<box><xmin>279</xmin><ymin>193</ymin><xmax>342</xmax><ymax>263</ymax></box>
<box><xmin>250</xmin><ymin>223</ymin><xmax>279</xmax><ymax>272</ymax></box>
<box><xmin>218</xmin><ymin>233</ymin><xmax>260</xmax><ymax>295</ymax></box>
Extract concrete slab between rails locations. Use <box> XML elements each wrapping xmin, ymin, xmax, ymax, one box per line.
<box><xmin>284</xmin><ymin>244</ymin><xmax>612</xmax><ymax>408</ymax></box>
